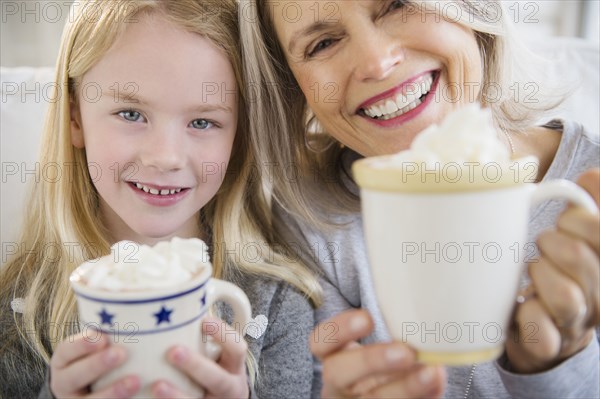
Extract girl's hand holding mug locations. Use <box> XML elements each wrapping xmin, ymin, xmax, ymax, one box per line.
<box><xmin>151</xmin><ymin>317</ymin><xmax>249</xmax><ymax>399</ymax></box>
<box><xmin>311</xmin><ymin>309</ymin><xmax>446</xmax><ymax>398</ymax></box>
<box><xmin>50</xmin><ymin>332</ymin><xmax>140</xmax><ymax>399</ymax></box>
<box><xmin>507</xmin><ymin>168</ymin><xmax>600</xmax><ymax>373</ymax></box>
<box><xmin>52</xmin><ymin>318</ymin><xmax>250</xmax><ymax>399</ymax></box>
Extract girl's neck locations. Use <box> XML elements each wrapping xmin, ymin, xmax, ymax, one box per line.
<box><xmin>110</xmin><ymin>228</ymin><xmax>206</xmax><ymax>247</ymax></box>
<box><xmin>99</xmin><ymin>202</ymin><xmax>206</xmax><ymax>246</ymax></box>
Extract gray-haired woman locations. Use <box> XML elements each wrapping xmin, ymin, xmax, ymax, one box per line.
<box><xmin>240</xmin><ymin>0</ymin><xmax>599</xmax><ymax>397</ymax></box>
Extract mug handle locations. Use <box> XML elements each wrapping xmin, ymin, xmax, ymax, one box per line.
<box><xmin>530</xmin><ymin>180</ymin><xmax>599</xmax><ymax>214</ymax></box>
<box><xmin>204</xmin><ymin>279</ymin><xmax>253</xmax><ymax>359</ymax></box>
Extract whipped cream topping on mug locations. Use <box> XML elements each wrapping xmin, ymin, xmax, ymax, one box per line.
<box><xmin>373</xmin><ymin>104</ymin><xmax>512</xmax><ymax>167</ymax></box>
<box><xmin>353</xmin><ymin>104</ymin><xmax>539</xmax><ymax>192</ymax></box>
<box><xmin>76</xmin><ymin>238</ymin><xmax>210</xmax><ymax>291</ymax></box>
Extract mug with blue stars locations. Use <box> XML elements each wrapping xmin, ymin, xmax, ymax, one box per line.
<box><xmin>69</xmin><ymin>238</ymin><xmax>252</xmax><ymax>398</ymax></box>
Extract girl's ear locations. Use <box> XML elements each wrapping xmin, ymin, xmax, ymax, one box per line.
<box><xmin>70</xmin><ymin>101</ymin><xmax>85</xmax><ymax>148</ymax></box>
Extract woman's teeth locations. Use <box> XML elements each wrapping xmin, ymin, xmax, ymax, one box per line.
<box><xmin>134</xmin><ymin>182</ymin><xmax>182</xmax><ymax>196</ymax></box>
<box><xmin>363</xmin><ymin>74</ymin><xmax>434</xmax><ymax>120</ymax></box>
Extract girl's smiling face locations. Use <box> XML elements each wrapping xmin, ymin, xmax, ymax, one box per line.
<box><xmin>271</xmin><ymin>0</ymin><xmax>482</xmax><ymax>156</ymax></box>
<box><xmin>71</xmin><ymin>13</ymin><xmax>238</xmax><ymax>245</ymax></box>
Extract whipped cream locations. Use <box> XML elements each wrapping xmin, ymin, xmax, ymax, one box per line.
<box><xmin>76</xmin><ymin>238</ymin><xmax>210</xmax><ymax>291</ymax></box>
<box><xmin>373</xmin><ymin>104</ymin><xmax>512</xmax><ymax>167</ymax></box>
<box><xmin>353</xmin><ymin>104</ymin><xmax>538</xmax><ymax>192</ymax></box>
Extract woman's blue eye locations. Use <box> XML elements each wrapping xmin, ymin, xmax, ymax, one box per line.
<box><xmin>118</xmin><ymin>110</ymin><xmax>144</xmax><ymax>122</ymax></box>
<box><xmin>308</xmin><ymin>38</ymin><xmax>337</xmax><ymax>57</ymax></box>
<box><xmin>190</xmin><ymin>119</ymin><xmax>212</xmax><ymax>130</ymax></box>
<box><xmin>388</xmin><ymin>0</ymin><xmax>407</xmax><ymax>12</ymax></box>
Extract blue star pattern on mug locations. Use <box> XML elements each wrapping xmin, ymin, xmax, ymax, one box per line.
<box><xmin>98</xmin><ymin>308</ymin><xmax>114</xmax><ymax>326</ymax></box>
<box><xmin>75</xmin><ymin>280</ymin><xmax>209</xmax><ymax>334</ymax></box>
<box><xmin>154</xmin><ymin>306</ymin><xmax>173</xmax><ymax>325</ymax></box>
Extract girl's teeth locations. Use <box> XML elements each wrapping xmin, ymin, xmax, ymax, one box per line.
<box><xmin>134</xmin><ymin>182</ymin><xmax>183</xmax><ymax>196</ymax></box>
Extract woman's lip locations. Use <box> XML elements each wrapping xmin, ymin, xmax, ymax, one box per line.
<box><xmin>355</xmin><ymin>70</ymin><xmax>438</xmax><ymax>113</ymax></box>
<box><xmin>360</xmin><ymin>72</ymin><xmax>440</xmax><ymax>128</ymax></box>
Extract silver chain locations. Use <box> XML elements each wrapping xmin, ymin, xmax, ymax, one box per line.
<box><xmin>503</xmin><ymin>130</ymin><xmax>516</xmax><ymax>155</ymax></box>
<box><xmin>463</xmin><ymin>364</ymin><xmax>477</xmax><ymax>398</ymax></box>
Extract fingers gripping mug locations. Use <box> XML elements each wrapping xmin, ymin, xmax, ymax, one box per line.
<box><xmin>354</xmin><ymin>158</ymin><xmax>598</xmax><ymax>365</ymax></box>
<box><xmin>70</xmin><ymin>238</ymin><xmax>252</xmax><ymax>398</ymax></box>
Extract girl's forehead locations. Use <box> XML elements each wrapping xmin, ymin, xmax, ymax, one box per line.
<box><xmin>78</xmin><ymin>12</ymin><xmax>237</xmax><ymax>113</ymax></box>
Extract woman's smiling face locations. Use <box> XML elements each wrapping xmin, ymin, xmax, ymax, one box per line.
<box><xmin>271</xmin><ymin>0</ymin><xmax>483</xmax><ymax>156</ymax></box>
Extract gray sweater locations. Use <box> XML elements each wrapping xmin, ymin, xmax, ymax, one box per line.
<box><xmin>1</xmin><ymin>275</ymin><xmax>315</xmax><ymax>399</ymax></box>
<box><xmin>284</xmin><ymin>120</ymin><xmax>600</xmax><ymax>398</ymax></box>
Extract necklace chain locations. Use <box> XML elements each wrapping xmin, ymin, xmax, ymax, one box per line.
<box><xmin>463</xmin><ymin>364</ymin><xmax>477</xmax><ymax>398</ymax></box>
<box><xmin>503</xmin><ymin>130</ymin><xmax>516</xmax><ymax>155</ymax></box>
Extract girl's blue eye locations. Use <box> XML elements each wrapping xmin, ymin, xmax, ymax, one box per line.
<box><xmin>118</xmin><ymin>110</ymin><xmax>144</xmax><ymax>122</ymax></box>
<box><xmin>190</xmin><ymin>119</ymin><xmax>212</xmax><ymax>130</ymax></box>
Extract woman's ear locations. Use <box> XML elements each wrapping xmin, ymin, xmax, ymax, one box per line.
<box><xmin>70</xmin><ymin>101</ymin><xmax>85</xmax><ymax>148</ymax></box>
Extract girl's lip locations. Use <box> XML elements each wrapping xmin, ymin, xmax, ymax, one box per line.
<box><xmin>127</xmin><ymin>182</ymin><xmax>191</xmax><ymax>207</ymax></box>
<box><xmin>355</xmin><ymin>70</ymin><xmax>438</xmax><ymax>113</ymax></box>
<box><xmin>360</xmin><ymin>71</ymin><xmax>440</xmax><ymax>128</ymax></box>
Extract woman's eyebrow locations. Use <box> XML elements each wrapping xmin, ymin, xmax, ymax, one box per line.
<box><xmin>288</xmin><ymin>21</ymin><xmax>335</xmax><ymax>53</ymax></box>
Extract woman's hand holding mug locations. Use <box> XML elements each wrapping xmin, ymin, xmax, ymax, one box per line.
<box><xmin>507</xmin><ymin>168</ymin><xmax>600</xmax><ymax>373</ymax></box>
<box><xmin>311</xmin><ymin>309</ymin><xmax>446</xmax><ymax>398</ymax></box>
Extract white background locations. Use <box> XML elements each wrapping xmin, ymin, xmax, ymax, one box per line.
<box><xmin>1</xmin><ymin>0</ymin><xmax>599</xmax><ymax>67</ymax></box>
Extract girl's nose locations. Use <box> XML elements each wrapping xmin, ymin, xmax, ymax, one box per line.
<box><xmin>139</xmin><ymin>125</ymin><xmax>186</xmax><ymax>172</ymax></box>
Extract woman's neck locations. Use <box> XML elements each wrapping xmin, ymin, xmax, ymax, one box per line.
<box><xmin>513</xmin><ymin>125</ymin><xmax>562</xmax><ymax>183</ymax></box>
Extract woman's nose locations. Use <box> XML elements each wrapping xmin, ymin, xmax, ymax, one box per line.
<box><xmin>351</xmin><ymin>24</ymin><xmax>404</xmax><ymax>82</ymax></box>
<box><xmin>139</xmin><ymin>125</ymin><xmax>186</xmax><ymax>172</ymax></box>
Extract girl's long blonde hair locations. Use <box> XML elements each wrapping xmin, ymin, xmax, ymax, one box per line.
<box><xmin>1</xmin><ymin>0</ymin><xmax>321</xmax><ymax>375</ymax></box>
<box><xmin>239</xmin><ymin>0</ymin><xmax>566</xmax><ymax>221</ymax></box>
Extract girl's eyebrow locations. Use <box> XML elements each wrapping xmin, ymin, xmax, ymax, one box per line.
<box><xmin>100</xmin><ymin>90</ymin><xmax>145</xmax><ymax>105</ymax></box>
<box><xmin>288</xmin><ymin>21</ymin><xmax>335</xmax><ymax>53</ymax></box>
<box><xmin>100</xmin><ymin>92</ymin><xmax>233</xmax><ymax>113</ymax></box>
<box><xmin>190</xmin><ymin>104</ymin><xmax>234</xmax><ymax>113</ymax></box>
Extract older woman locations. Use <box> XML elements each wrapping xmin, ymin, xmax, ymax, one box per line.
<box><xmin>240</xmin><ymin>0</ymin><xmax>599</xmax><ymax>397</ymax></box>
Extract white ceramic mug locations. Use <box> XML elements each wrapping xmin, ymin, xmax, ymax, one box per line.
<box><xmin>70</xmin><ymin>263</ymin><xmax>252</xmax><ymax>398</ymax></box>
<box><xmin>354</xmin><ymin>160</ymin><xmax>598</xmax><ymax>365</ymax></box>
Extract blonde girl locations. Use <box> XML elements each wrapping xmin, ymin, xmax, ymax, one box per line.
<box><xmin>0</xmin><ymin>1</ymin><xmax>320</xmax><ymax>398</ymax></box>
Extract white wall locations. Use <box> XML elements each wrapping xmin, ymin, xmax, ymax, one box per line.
<box><xmin>0</xmin><ymin>0</ymin><xmax>598</xmax><ymax>67</ymax></box>
<box><xmin>1</xmin><ymin>1</ymin><xmax>73</xmax><ymax>67</ymax></box>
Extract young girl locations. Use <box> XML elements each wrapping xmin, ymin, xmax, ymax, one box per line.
<box><xmin>0</xmin><ymin>1</ymin><xmax>320</xmax><ymax>398</ymax></box>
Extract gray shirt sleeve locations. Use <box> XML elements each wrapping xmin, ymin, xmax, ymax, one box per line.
<box><xmin>250</xmin><ymin>283</ymin><xmax>315</xmax><ymax>399</ymax></box>
<box><xmin>38</xmin><ymin>369</ymin><xmax>55</xmax><ymax>399</ymax></box>
<box><xmin>496</xmin><ymin>332</ymin><xmax>599</xmax><ymax>398</ymax></box>
<box><xmin>0</xmin><ymin>290</ymin><xmax>48</xmax><ymax>399</ymax></box>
